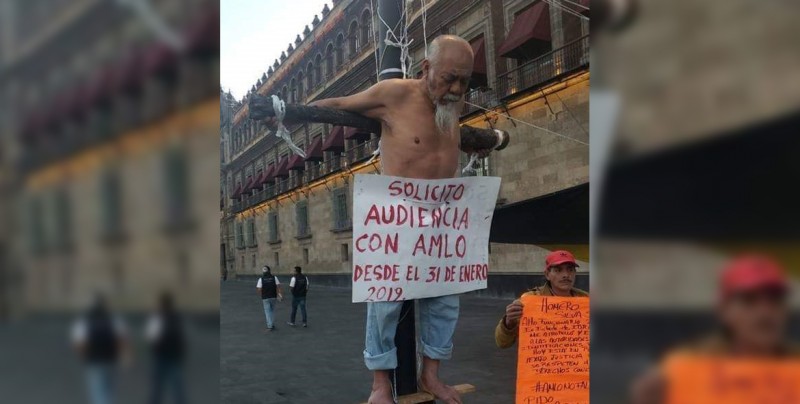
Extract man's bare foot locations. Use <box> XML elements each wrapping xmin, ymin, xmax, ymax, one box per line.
<box><xmin>367</xmin><ymin>385</ymin><xmax>394</xmax><ymax>404</ymax></box>
<box><xmin>369</xmin><ymin>370</ymin><xmax>394</xmax><ymax>404</ymax></box>
<box><xmin>420</xmin><ymin>372</ymin><xmax>462</xmax><ymax>404</ymax></box>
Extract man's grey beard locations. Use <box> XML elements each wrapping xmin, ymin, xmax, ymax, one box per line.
<box><xmin>434</xmin><ymin>95</ymin><xmax>461</xmax><ymax>136</ymax></box>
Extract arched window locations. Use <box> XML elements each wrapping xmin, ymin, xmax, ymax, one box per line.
<box><xmin>349</xmin><ymin>21</ymin><xmax>360</xmax><ymax>55</ymax></box>
<box><xmin>361</xmin><ymin>10</ymin><xmax>372</xmax><ymax>45</ymax></box>
<box><xmin>335</xmin><ymin>34</ymin><xmax>344</xmax><ymax>67</ymax></box>
<box><xmin>325</xmin><ymin>44</ymin><xmax>334</xmax><ymax>78</ymax></box>
<box><xmin>297</xmin><ymin>71</ymin><xmax>305</xmax><ymax>101</ymax></box>
<box><xmin>290</xmin><ymin>78</ymin><xmax>297</xmax><ymax>104</ymax></box>
<box><xmin>307</xmin><ymin>62</ymin><xmax>315</xmax><ymax>91</ymax></box>
<box><xmin>315</xmin><ymin>54</ymin><xmax>323</xmax><ymax>83</ymax></box>
<box><xmin>281</xmin><ymin>86</ymin><xmax>288</xmax><ymax>103</ymax></box>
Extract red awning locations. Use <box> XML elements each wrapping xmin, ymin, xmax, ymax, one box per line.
<box><xmin>250</xmin><ymin>170</ymin><xmax>268</xmax><ymax>191</ymax></box>
<box><xmin>22</xmin><ymin>111</ymin><xmax>43</xmax><ymax>139</ymax></box>
<box><xmin>288</xmin><ymin>154</ymin><xmax>306</xmax><ymax>171</ymax></box>
<box><xmin>41</xmin><ymin>106</ymin><xmax>58</xmax><ymax>131</ymax></box>
<box><xmin>274</xmin><ymin>157</ymin><xmax>290</xmax><ymax>178</ymax></box>
<box><xmin>305</xmin><ymin>137</ymin><xmax>324</xmax><ymax>161</ymax></box>
<box><xmin>322</xmin><ymin>126</ymin><xmax>345</xmax><ymax>152</ymax></box>
<box><xmin>114</xmin><ymin>48</ymin><xmax>145</xmax><ymax>94</ymax></box>
<box><xmin>580</xmin><ymin>0</ymin><xmax>589</xmax><ymax>14</ymax></box>
<box><xmin>262</xmin><ymin>164</ymin><xmax>277</xmax><ymax>184</ymax></box>
<box><xmin>185</xmin><ymin>6</ymin><xmax>220</xmax><ymax>56</ymax></box>
<box><xmin>144</xmin><ymin>42</ymin><xmax>178</xmax><ymax>76</ymax></box>
<box><xmin>54</xmin><ymin>90</ymin><xmax>75</xmax><ymax>121</ymax></box>
<box><xmin>242</xmin><ymin>176</ymin><xmax>256</xmax><ymax>194</ymax></box>
<box><xmin>344</xmin><ymin>127</ymin><xmax>371</xmax><ymax>141</ymax></box>
<box><xmin>252</xmin><ymin>171</ymin><xmax>271</xmax><ymax>192</ymax></box>
<box><xmin>82</xmin><ymin>66</ymin><xmax>115</xmax><ymax>107</ymax></box>
<box><xmin>470</xmin><ymin>36</ymin><xmax>487</xmax><ymax>75</ymax></box>
<box><xmin>497</xmin><ymin>2</ymin><xmax>551</xmax><ymax>58</ymax></box>
<box><xmin>231</xmin><ymin>183</ymin><xmax>243</xmax><ymax>198</ymax></box>
<box><xmin>60</xmin><ymin>84</ymin><xmax>87</xmax><ymax>119</ymax></box>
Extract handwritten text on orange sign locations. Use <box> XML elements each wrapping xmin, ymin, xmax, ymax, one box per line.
<box><xmin>516</xmin><ymin>295</ymin><xmax>590</xmax><ymax>404</ymax></box>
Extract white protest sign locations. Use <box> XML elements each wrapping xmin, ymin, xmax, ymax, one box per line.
<box><xmin>351</xmin><ymin>174</ymin><xmax>501</xmax><ymax>303</ymax></box>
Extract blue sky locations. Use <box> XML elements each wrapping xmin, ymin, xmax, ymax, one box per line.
<box><xmin>221</xmin><ymin>0</ymin><xmax>330</xmax><ymax>100</ymax></box>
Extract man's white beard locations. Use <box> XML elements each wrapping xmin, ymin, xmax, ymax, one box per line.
<box><xmin>434</xmin><ymin>98</ymin><xmax>461</xmax><ymax>136</ymax></box>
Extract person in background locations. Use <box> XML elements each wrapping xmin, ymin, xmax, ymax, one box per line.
<box><xmin>287</xmin><ymin>266</ymin><xmax>309</xmax><ymax>327</ymax></box>
<box><xmin>629</xmin><ymin>254</ymin><xmax>799</xmax><ymax>404</ymax></box>
<box><xmin>495</xmin><ymin>250</ymin><xmax>589</xmax><ymax>348</ymax></box>
<box><xmin>257</xmin><ymin>265</ymin><xmax>283</xmax><ymax>332</ymax></box>
<box><xmin>71</xmin><ymin>293</ymin><xmax>131</xmax><ymax>404</ymax></box>
<box><xmin>146</xmin><ymin>292</ymin><xmax>187</xmax><ymax>404</ymax></box>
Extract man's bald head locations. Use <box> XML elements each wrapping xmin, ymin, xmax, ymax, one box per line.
<box><xmin>428</xmin><ymin>35</ymin><xmax>474</xmax><ymax>68</ymax></box>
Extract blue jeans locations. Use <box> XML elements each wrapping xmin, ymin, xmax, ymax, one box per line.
<box><xmin>363</xmin><ymin>294</ymin><xmax>460</xmax><ymax>370</ymax></box>
<box><xmin>262</xmin><ymin>298</ymin><xmax>276</xmax><ymax>328</ymax></box>
<box><xmin>291</xmin><ymin>296</ymin><xmax>307</xmax><ymax>324</ymax></box>
<box><xmin>86</xmin><ymin>364</ymin><xmax>115</xmax><ymax>404</ymax></box>
<box><xmin>149</xmin><ymin>359</ymin><xmax>186</xmax><ymax>404</ymax></box>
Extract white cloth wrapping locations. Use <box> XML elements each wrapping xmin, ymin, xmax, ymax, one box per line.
<box><xmin>271</xmin><ymin>95</ymin><xmax>307</xmax><ymax>158</ymax></box>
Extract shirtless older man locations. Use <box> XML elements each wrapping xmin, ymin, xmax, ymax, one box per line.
<box><xmin>310</xmin><ymin>35</ymin><xmax>488</xmax><ymax>404</ymax></box>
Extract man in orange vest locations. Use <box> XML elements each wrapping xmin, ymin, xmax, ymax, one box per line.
<box><xmin>495</xmin><ymin>250</ymin><xmax>589</xmax><ymax>348</ymax></box>
<box><xmin>630</xmin><ymin>254</ymin><xmax>797</xmax><ymax>404</ymax></box>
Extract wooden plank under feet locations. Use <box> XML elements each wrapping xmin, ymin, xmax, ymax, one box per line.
<box><xmin>359</xmin><ymin>384</ymin><xmax>476</xmax><ymax>404</ymax></box>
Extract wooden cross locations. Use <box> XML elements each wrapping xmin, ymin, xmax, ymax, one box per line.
<box><xmin>248</xmin><ymin>95</ymin><xmax>510</xmax><ymax>152</ymax></box>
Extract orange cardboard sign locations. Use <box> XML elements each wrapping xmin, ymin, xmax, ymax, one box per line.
<box><xmin>516</xmin><ymin>295</ymin><xmax>590</xmax><ymax>404</ymax></box>
<box><xmin>664</xmin><ymin>354</ymin><xmax>800</xmax><ymax>404</ymax></box>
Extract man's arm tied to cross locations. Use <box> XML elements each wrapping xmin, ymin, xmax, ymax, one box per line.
<box><xmin>309</xmin><ymin>35</ymin><xmax>491</xmax><ymax>404</ymax></box>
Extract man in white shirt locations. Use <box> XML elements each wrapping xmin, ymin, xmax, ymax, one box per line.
<box><xmin>70</xmin><ymin>294</ymin><xmax>130</xmax><ymax>404</ymax></box>
<box><xmin>287</xmin><ymin>266</ymin><xmax>309</xmax><ymax>327</ymax></box>
<box><xmin>256</xmin><ymin>266</ymin><xmax>283</xmax><ymax>332</ymax></box>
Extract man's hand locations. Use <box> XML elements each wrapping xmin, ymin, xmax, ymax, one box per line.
<box><xmin>474</xmin><ymin>148</ymin><xmax>492</xmax><ymax>158</ymax></box>
<box><xmin>504</xmin><ymin>299</ymin><xmax>523</xmax><ymax>328</ymax></box>
<box><xmin>630</xmin><ymin>366</ymin><xmax>665</xmax><ymax>404</ymax></box>
<box><xmin>262</xmin><ymin>116</ymin><xmax>278</xmax><ymax>132</ymax></box>
<box><xmin>461</xmin><ymin>146</ymin><xmax>492</xmax><ymax>158</ymax></box>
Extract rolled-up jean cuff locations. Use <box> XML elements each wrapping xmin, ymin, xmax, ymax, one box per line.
<box><xmin>420</xmin><ymin>340</ymin><xmax>453</xmax><ymax>361</ymax></box>
<box><xmin>363</xmin><ymin>347</ymin><xmax>397</xmax><ymax>370</ymax></box>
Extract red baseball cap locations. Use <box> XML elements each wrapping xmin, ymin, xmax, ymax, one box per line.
<box><xmin>720</xmin><ymin>255</ymin><xmax>788</xmax><ymax>299</ymax></box>
<box><xmin>545</xmin><ymin>250</ymin><xmax>579</xmax><ymax>269</ymax></box>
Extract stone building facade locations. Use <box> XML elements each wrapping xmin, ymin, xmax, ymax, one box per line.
<box><xmin>1</xmin><ymin>0</ymin><xmax>220</xmax><ymax>313</ymax></box>
<box><xmin>221</xmin><ymin>0</ymin><xmax>590</xmax><ymax>290</ymax></box>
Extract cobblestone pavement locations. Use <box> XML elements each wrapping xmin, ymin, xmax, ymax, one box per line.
<box><xmin>221</xmin><ymin>279</ymin><xmax>518</xmax><ymax>403</ymax></box>
<box><xmin>0</xmin><ymin>312</ymin><xmax>219</xmax><ymax>404</ymax></box>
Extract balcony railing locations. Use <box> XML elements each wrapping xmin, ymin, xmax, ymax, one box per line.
<box><xmin>322</xmin><ymin>155</ymin><xmax>344</xmax><ymax>175</ymax></box>
<box><xmin>496</xmin><ymin>35</ymin><xmax>589</xmax><ymax>100</ymax></box>
<box><xmin>463</xmin><ymin>87</ymin><xmax>499</xmax><ymax>116</ymax></box>
<box><xmin>229</xmin><ymin>162</ymin><xmax>348</xmax><ymax>215</ymax></box>
<box><xmin>304</xmin><ymin>162</ymin><xmax>323</xmax><ymax>183</ymax></box>
<box><xmin>462</xmin><ymin>36</ymin><xmax>589</xmax><ymax>117</ymax></box>
<box><xmin>274</xmin><ymin>175</ymin><xmax>302</xmax><ymax>195</ymax></box>
<box><xmin>346</xmin><ymin>138</ymin><xmax>379</xmax><ymax>165</ymax></box>
<box><xmin>274</xmin><ymin>177</ymin><xmax>288</xmax><ymax>194</ymax></box>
